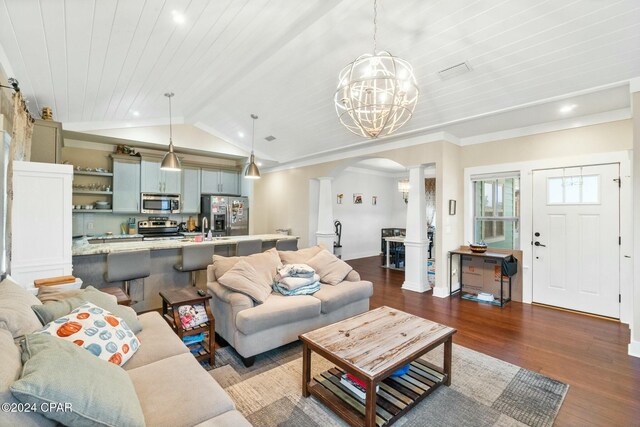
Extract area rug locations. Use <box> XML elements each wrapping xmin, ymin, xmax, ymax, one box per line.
<box><xmin>209</xmin><ymin>342</ymin><xmax>568</xmax><ymax>427</ymax></box>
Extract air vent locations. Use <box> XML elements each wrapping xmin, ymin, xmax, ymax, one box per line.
<box><xmin>438</xmin><ymin>61</ymin><xmax>471</xmax><ymax>80</ymax></box>
<box><xmin>264</xmin><ymin>135</ymin><xmax>276</xmax><ymax>142</ymax></box>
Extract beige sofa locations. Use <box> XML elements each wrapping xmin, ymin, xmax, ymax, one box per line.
<box><xmin>0</xmin><ymin>279</ymin><xmax>251</xmax><ymax>427</ymax></box>
<box><xmin>207</xmin><ymin>246</ymin><xmax>373</xmax><ymax>366</ymax></box>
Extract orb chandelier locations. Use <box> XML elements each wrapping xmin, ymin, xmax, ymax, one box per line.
<box><xmin>334</xmin><ymin>0</ymin><xmax>419</xmax><ymax>139</ymax></box>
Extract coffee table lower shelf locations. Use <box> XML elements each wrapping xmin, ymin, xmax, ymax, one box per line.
<box><xmin>309</xmin><ymin>359</ymin><xmax>447</xmax><ymax>427</ymax></box>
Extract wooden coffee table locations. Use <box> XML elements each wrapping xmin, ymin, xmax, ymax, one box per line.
<box><xmin>300</xmin><ymin>306</ymin><xmax>456</xmax><ymax>427</ymax></box>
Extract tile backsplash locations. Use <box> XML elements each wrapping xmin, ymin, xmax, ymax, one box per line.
<box><xmin>72</xmin><ymin>212</ymin><xmax>202</xmax><ymax>237</ymax></box>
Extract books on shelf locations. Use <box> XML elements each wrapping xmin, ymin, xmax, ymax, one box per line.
<box><xmin>178</xmin><ymin>303</ymin><xmax>208</xmax><ymax>329</ymax></box>
<box><xmin>182</xmin><ymin>332</ymin><xmax>205</xmax><ymax>346</ymax></box>
<box><xmin>340</xmin><ymin>374</ymin><xmax>378</xmax><ymax>399</ymax></box>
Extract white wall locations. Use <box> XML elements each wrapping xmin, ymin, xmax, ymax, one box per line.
<box><xmin>332</xmin><ymin>169</ymin><xmax>405</xmax><ymax>260</ymax></box>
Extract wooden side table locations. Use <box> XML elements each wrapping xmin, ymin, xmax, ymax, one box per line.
<box><xmin>159</xmin><ymin>288</ymin><xmax>215</xmax><ymax>366</ymax></box>
<box><xmin>101</xmin><ymin>286</ymin><xmax>132</xmax><ymax>306</ymax></box>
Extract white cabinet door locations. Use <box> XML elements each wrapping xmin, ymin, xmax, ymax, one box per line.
<box><xmin>140</xmin><ymin>160</ymin><xmax>161</xmax><ymax>193</ymax></box>
<box><xmin>181</xmin><ymin>167</ymin><xmax>201</xmax><ymax>213</ymax></box>
<box><xmin>11</xmin><ymin>161</ymin><xmax>73</xmax><ymax>287</ymax></box>
<box><xmin>201</xmin><ymin>168</ymin><xmax>220</xmax><ymax>194</ymax></box>
<box><xmin>113</xmin><ymin>158</ymin><xmax>141</xmax><ymax>213</ymax></box>
<box><xmin>163</xmin><ymin>169</ymin><xmax>182</xmax><ymax>194</ymax></box>
<box><xmin>220</xmin><ymin>170</ymin><xmax>239</xmax><ymax>195</ymax></box>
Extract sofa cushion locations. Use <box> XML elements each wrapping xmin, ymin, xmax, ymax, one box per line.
<box><xmin>124</xmin><ymin>311</ymin><xmax>190</xmax><ymax>370</ymax></box>
<box><xmin>34</xmin><ymin>302</ymin><xmax>141</xmax><ymax>367</ymax></box>
<box><xmin>313</xmin><ymin>281</ymin><xmax>374</xmax><ymax>314</ymax></box>
<box><xmin>278</xmin><ymin>245</ymin><xmax>323</xmax><ymax>264</ymax></box>
<box><xmin>307</xmin><ymin>249</ymin><xmax>353</xmax><ymax>285</ymax></box>
<box><xmin>345</xmin><ymin>270</ymin><xmax>361</xmax><ymax>282</ymax></box>
<box><xmin>236</xmin><ymin>293</ymin><xmax>321</xmax><ymax>335</ymax></box>
<box><xmin>0</xmin><ymin>276</ymin><xmax>44</xmax><ymax>339</ymax></box>
<box><xmin>218</xmin><ymin>260</ymin><xmax>272</xmax><ymax>304</ymax></box>
<box><xmin>36</xmin><ymin>286</ymin><xmax>85</xmax><ymax>304</ymax></box>
<box><xmin>32</xmin><ymin>286</ymin><xmax>143</xmax><ymax>333</ymax></box>
<box><xmin>11</xmin><ymin>333</ymin><xmax>145</xmax><ymax>427</ymax></box>
<box><xmin>0</xmin><ymin>328</ymin><xmax>56</xmax><ymax>427</ymax></box>
<box><xmin>128</xmin><ymin>353</ymin><xmax>236</xmax><ymax>427</ymax></box>
<box><xmin>194</xmin><ymin>410</ymin><xmax>252</xmax><ymax>427</ymax></box>
<box><xmin>212</xmin><ymin>248</ymin><xmax>281</xmax><ymax>285</ymax></box>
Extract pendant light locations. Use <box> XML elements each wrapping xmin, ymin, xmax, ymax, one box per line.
<box><xmin>244</xmin><ymin>114</ymin><xmax>260</xmax><ymax>179</ymax></box>
<box><xmin>160</xmin><ymin>92</ymin><xmax>181</xmax><ymax>171</ymax></box>
<box><xmin>334</xmin><ymin>0</ymin><xmax>419</xmax><ymax>138</ymax></box>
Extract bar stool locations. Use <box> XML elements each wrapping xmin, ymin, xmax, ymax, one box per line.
<box><xmin>235</xmin><ymin>240</ymin><xmax>262</xmax><ymax>256</ymax></box>
<box><xmin>275</xmin><ymin>239</ymin><xmax>298</xmax><ymax>251</ymax></box>
<box><xmin>174</xmin><ymin>244</ymin><xmax>218</xmax><ymax>287</ymax></box>
<box><xmin>105</xmin><ymin>249</ymin><xmax>150</xmax><ymax>303</ymax></box>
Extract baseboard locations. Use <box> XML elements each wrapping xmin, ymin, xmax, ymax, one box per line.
<box><xmin>629</xmin><ymin>340</ymin><xmax>640</xmax><ymax>358</ymax></box>
<box><xmin>342</xmin><ymin>251</ymin><xmax>380</xmax><ymax>261</ymax></box>
<box><xmin>432</xmin><ymin>286</ymin><xmax>450</xmax><ymax>298</ymax></box>
<box><xmin>401</xmin><ymin>281</ymin><xmax>430</xmax><ymax>293</ymax></box>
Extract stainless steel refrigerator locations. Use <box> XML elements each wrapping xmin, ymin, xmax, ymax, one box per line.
<box><xmin>201</xmin><ymin>195</ymin><xmax>249</xmax><ymax>236</ymax></box>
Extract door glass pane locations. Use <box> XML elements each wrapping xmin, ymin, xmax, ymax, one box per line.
<box><xmin>581</xmin><ymin>175</ymin><xmax>599</xmax><ymax>203</ymax></box>
<box><xmin>564</xmin><ymin>176</ymin><xmax>581</xmax><ymax>203</ymax></box>
<box><xmin>547</xmin><ymin>178</ymin><xmax>563</xmax><ymax>204</ymax></box>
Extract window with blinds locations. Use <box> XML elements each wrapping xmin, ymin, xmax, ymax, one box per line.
<box><xmin>471</xmin><ymin>172</ymin><xmax>520</xmax><ymax>249</ymax></box>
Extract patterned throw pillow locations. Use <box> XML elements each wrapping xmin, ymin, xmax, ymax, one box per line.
<box><xmin>34</xmin><ymin>302</ymin><xmax>140</xmax><ymax>367</ymax></box>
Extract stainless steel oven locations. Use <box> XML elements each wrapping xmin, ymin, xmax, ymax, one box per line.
<box><xmin>141</xmin><ymin>193</ymin><xmax>181</xmax><ymax>214</ymax></box>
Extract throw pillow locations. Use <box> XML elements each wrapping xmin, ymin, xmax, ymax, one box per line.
<box><xmin>31</xmin><ymin>286</ymin><xmax>143</xmax><ymax>333</ymax></box>
<box><xmin>307</xmin><ymin>249</ymin><xmax>354</xmax><ymax>285</ymax></box>
<box><xmin>34</xmin><ymin>302</ymin><xmax>140</xmax><ymax>367</ymax></box>
<box><xmin>0</xmin><ymin>328</ymin><xmax>56</xmax><ymax>426</ymax></box>
<box><xmin>36</xmin><ymin>287</ymin><xmax>84</xmax><ymax>304</ymax></box>
<box><xmin>345</xmin><ymin>270</ymin><xmax>361</xmax><ymax>282</ymax></box>
<box><xmin>218</xmin><ymin>260</ymin><xmax>272</xmax><ymax>304</ymax></box>
<box><xmin>0</xmin><ymin>276</ymin><xmax>44</xmax><ymax>339</ymax></box>
<box><xmin>10</xmin><ymin>333</ymin><xmax>145</xmax><ymax>427</ymax></box>
<box><xmin>213</xmin><ymin>248</ymin><xmax>281</xmax><ymax>285</ymax></box>
<box><xmin>278</xmin><ymin>245</ymin><xmax>323</xmax><ymax>265</ymax></box>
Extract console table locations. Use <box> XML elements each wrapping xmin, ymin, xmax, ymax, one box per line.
<box><xmin>448</xmin><ymin>248</ymin><xmax>517</xmax><ymax>307</ymax></box>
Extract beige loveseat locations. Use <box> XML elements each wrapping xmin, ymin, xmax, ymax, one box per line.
<box><xmin>207</xmin><ymin>245</ymin><xmax>373</xmax><ymax>366</ymax></box>
<box><xmin>0</xmin><ymin>278</ymin><xmax>251</xmax><ymax>427</ymax></box>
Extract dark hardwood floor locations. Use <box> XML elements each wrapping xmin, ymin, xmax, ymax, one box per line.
<box><xmin>348</xmin><ymin>256</ymin><xmax>640</xmax><ymax>427</ymax></box>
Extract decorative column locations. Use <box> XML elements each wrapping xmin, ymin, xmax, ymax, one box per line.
<box><xmin>631</xmin><ymin>78</ymin><xmax>640</xmax><ymax>358</ymax></box>
<box><xmin>315</xmin><ymin>177</ymin><xmax>335</xmax><ymax>251</ymax></box>
<box><xmin>402</xmin><ymin>165</ymin><xmax>430</xmax><ymax>292</ymax></box>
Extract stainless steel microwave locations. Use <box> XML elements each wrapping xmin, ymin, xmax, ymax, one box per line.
<box><xmin>141</xmin><ymin>193</ymin><xmax>181</xmax><ymax>214</ymax></box>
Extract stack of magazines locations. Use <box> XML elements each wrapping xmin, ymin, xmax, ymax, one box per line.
<box><xmin>178</xmin><ymin>303</ymin><xmax>208</xmax><ymax>329</ymax></box>
<box><xmin>340</xmin><ymin>373</ymin><xmax>379</xmax><ymax>399</ymax></box>
<box><xmin>182</xmin><ymin>333</ymin><xmax>205</xmax><ymax>354</ymax></box>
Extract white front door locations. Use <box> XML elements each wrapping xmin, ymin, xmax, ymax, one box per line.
<box><xmin>532</xmin><ymin>164</ymin><xmax>620</xmax><ymax>318</ymax></box>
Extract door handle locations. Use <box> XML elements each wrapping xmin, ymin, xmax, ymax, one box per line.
<box><xmin>534</xmin><ymin>241</ymin><xmax>546</xmax><ymax>247</ymax></box>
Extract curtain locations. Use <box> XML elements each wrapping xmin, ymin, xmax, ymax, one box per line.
<box><xmin>6</xmin><ymin>91</ymin><xmax>34</xmax><ymax>275</ymax></box>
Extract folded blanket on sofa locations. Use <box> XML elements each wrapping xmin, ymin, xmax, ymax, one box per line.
<box><xmin>276</xmin><ymin>274</ymin><xmax>321</xmax><ymax>291</ymax></box>
<box><xmin>272</xmin><ymin>281</ymin><xmax>321</xmax><ymax>296</ymax></box>
<box><xmin>277</xmin><ymin>264</ymin><xmax>315</xmax><ymax>279</ymax></box>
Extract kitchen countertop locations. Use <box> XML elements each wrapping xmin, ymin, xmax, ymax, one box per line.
<box><xmin>72</xmin><ymin>234</ymin><xmax>298</xmax><ymax>256</ymax></box>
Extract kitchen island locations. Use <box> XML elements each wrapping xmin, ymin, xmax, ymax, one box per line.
<box><xmin>72</xmin><ymin>234</ymin><xmax>298</xmax><ymax>312</ymax></box>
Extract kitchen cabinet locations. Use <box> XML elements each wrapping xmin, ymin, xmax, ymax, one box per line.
<box><xmin>201</xmin><ymin>168</ymin><xmax>239</xmax><ymax>195</ymax></box>
<box><xmin>30</xmin><ymin>119</ymin><xmax>63</xmax><ymax>164</ymax></box>
<box><xmin>112</xmin><ymin>156</ymin><xmax>141</xmax><ymax>213</ymax></box>
<box><xmin>141</xmin><ymin>159</ymin><xmax>182</xmax><ymax>194</ymax></box>
<box><xmin>181</xmin><ymin>167</ymin><xmax>201</xmax><ymax>213</ymax></box>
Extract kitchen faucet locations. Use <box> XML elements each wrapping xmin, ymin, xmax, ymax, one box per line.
<box><xmin>202</xmin><ymin>216</ymin><xmax>208</xmax><ymax>236</ymax></box>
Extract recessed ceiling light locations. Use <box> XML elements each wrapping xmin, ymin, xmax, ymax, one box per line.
<box><xmin>172</xmin><ymin>10</ymin><xmax>185</xmax><ymax>24</ymax></box>
<box><xmin>132</xmin><ymin>110</ymin><xmax>140</xmax><ymax>117</ymax></box>
<box><xmin>559</xmin><ymin>104</ymin><xmax>577</xmax><ymax>114</ymax></box>
<box><xmin>256</xmin><ymin>161</ymin><xmax>263</xmax><ymax>167</ymax></box>
<box><xmin>238</xmin><ymin>132</ymin><xmax>244</xmax><ymax>138</ymax></box>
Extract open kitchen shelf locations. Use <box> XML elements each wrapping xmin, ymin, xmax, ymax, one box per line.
<box><xmin>74</xmin><ymin>171</ymin><xmax>113</xmax><ymax>177</ymax></box>
<box><xmin>72</xmin><ymin>190</ymin><xmax>113</xmax><ymax>195</ymax></box>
